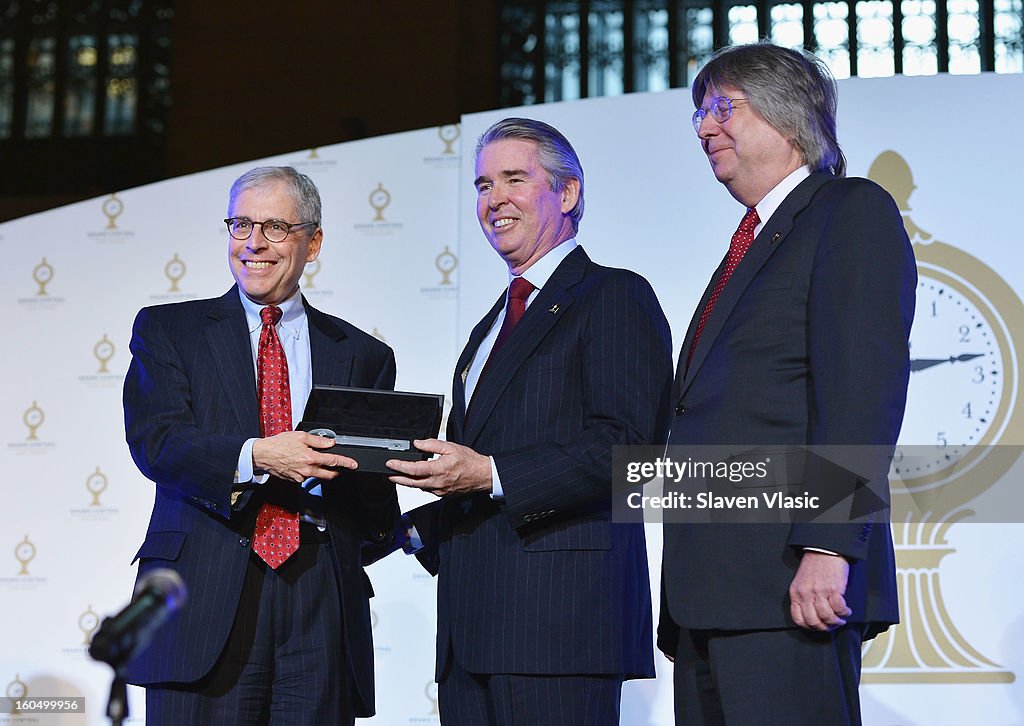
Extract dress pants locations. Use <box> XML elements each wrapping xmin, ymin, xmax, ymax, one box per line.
<box><xmin>145</xmin><ymin>523</ymin><xmax>354</xmax><ymax>726</ymax></box>
<box><xmin>673</xmin><ymin>625</ymin><xmax>864</xmax><ymax>726</ymax></box>
<box><xmin>439</xmin><ymin>652</ymin><xmax>623</xmax><ymax>726</ymax></box>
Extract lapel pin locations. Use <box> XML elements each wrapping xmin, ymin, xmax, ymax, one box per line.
<box><xmin>548</xmin><ymin>304</ymin><xmax>560</xmax><ymax>314</ymax></box>
<box><xmin>771</xmin><ymin>232</ymin><xmax>782</xmax><ymax>243</ymax></box>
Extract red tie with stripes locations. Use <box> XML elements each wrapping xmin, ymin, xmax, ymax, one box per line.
<box><xmin>251</xmin><ymin>305</ymin><xmax>300</xmax><ymax>569</ymax></box>
<box><xmin>686</xmin><ymin>207</ymin><xmax>760</xmax><ymax>371</ymax></box>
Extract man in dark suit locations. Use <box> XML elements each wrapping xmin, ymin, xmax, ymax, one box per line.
<box><xmin>658</xmin><ymin>43</ymin><xmax>915</xmax><ymax>725</ymax></box>
<box><xmin>386</xmin><ymin>117</ymin><xmax>673</xmax><ymax>724</ymax></box>
<box><xmin>122</xmin><ymin>166</ymin><xmax>398</xmax><ymax>725</ymax></box>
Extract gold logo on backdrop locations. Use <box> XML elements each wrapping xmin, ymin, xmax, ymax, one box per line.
<box><xmin>303</xmin><ymin>259</ymin><xmax>321</xmax><ymax>289</ymax></box>
<box><xmin>79</xmin><ymin>605</ymin><xmax>101</xmax><ymax>645</ymax></box>
<box><xmin>438</xmin><ymin>124</ymin><xmax>460</xmax><ymax>155</ymax></box>
<box><xmin>33</xmin><ymin>257</ymin><xmax>54</xmax><ymax>296</ymax></box>
<box><xmin>6</xmin><ymin>675</ymin><xmax>27</xmax><ymax>713</ymax></box>
<box><xmin>15</xmin><ymin>535</ymin><xmax>35</xmax><ymax>576</ymax></box>
<box><xmin>102</xmin><ymin>193</ymin><xmax>124</xmax><ymax>229</ymax></box>
<box><xmin>23</xmin><ymin>401</ymin><xmax>44</xmax><ymax>441</ymax></box>
<box><xmin>369</xmin><ymin>183</ymin><xmax>391</xmax><ymax>222</ymax></box>
<box><xmin>425</xmin><ymin>681</ymin><xmax>439</xmax><ymax>716</ymax></box>
<box><xmin>307</xmin><ymin>147</ymin><xmax>320</xmax><ymax>159</ymax></box>
<box><xmin>861</xmin><ymin>150</ymin><xmax>1020</xmax><ymax>684</ymax></box>
<box><xmin>86</xmin><ymin>466</ymin><xmax>109</xmax><ymax>506</ymax></box>
<box><xmin>94</xmin><ymin>334</ymin><xmax>115</xmax><ymax>373</ymax></box>
<box><xmin>165</xmin><ymin>253</ymin><xmax>187</xmax><ymax>292</ymax></box>
<box><xmin>435</xmin><ymin>245</ymin><xmax>458</xmax><ymax>285</ymax></box>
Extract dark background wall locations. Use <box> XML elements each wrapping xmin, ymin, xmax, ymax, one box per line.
<box><xmin>1</xmin><ymin>1</ymin><xmax>501</xmax><ymax>222</ymax></box>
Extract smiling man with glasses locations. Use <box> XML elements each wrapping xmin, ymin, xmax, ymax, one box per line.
<box><xmin>121</xmin><ymin>165</ymin><xmax>399</xmax><ymax>725</ymax></box>
<box><xmin>659</xmin><ymin>42</ymin><xmax>916</xmax><ymax>726</ymax></box>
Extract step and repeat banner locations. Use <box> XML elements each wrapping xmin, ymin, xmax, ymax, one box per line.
<box><xmin>2</xmin><ymin>72</ymin><xmax>1022</xmax><ymax>724</ymax></box>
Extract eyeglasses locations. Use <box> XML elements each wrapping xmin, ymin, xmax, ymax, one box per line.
<box><xmin>224</xmin><ymin>217</ymin><xmax>318</xmax><ymax>243</ymax></box>
<box><xmin>692</xmin><ymin>97</ymin><xmax>748</xmax><ymax>133</ymax></box>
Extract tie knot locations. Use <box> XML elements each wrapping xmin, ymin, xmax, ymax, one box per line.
<box><xmin>509</xmin><ymin>277</ymin><xmax>535</xmax><ymax>301</ymax></box>
<box><xmin>260</xmin><ymin>305</ymin><xmax>283</xmax><ymax>326</ymax></box>
<box><xmin>739</xmin><ymin>207</ymin><xmax>760</xmax><ymax>232</ymax></box>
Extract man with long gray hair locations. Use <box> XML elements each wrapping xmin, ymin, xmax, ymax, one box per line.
<box><xmin>659</xmin><ymin>42</ymin><xmax>915</xmax><ymax>724</ymax></box>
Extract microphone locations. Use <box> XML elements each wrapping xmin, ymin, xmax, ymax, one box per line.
<box><xmin>89</xmin><ymin>568</ymin><xmax>187</xmax><ymax>670</ymax></box>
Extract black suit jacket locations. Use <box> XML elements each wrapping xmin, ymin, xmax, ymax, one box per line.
<box><xmin>660</xmin><ymin>173</ymin><xmax>915</xmax><ymax>648</ymax></box>
<box><xmin>411</xmin><ymin>246</ymin><xmax>673</xmax><ymax>680</ymax></box>
<box><xmin>121</xmin><ymin>286</ymin><xmax>398</xmax><ymax>718</ymax></box>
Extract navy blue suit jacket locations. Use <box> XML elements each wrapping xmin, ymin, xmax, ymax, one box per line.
<box><xmin>121</xmin><ymin>286</ymin><xmax>398</xmax><ymax>718</ymax></box>
<box><xmin>411</xmin><ymin>246</ymin><xmax>673</xmax><ymax>680</ymax></box>
<box><xmin>659</xmin><ymin>173</ymin><xmax>915</xmax><ymax>649</ymax></box>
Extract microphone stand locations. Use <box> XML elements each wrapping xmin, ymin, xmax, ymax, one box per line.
<box><xmin>104</xmin><ymin>672</ymin><xmax>129</xmax><ymax>726</ymax></box>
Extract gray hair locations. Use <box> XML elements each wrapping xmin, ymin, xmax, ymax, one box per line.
<box><xmin>228</xmin><ymin>166</ymin><xmax>323</xmax><ymax>226</ymax></box>
<box><xmin>476</xmin><ymin>117</ymin><xmax>585</xmax><ymax>230</ymax></box>
<box><xmin>692</xmin><ymin>42</ymin><xmax>846</xmax><ymax>177</ymax></box>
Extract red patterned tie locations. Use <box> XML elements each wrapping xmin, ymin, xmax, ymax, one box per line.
<box><xmin>482</xmin><ymin>277</ymin><xmax>535</xmax><ymax>375</ymax></box>
<box><xmin>686</xmin><ymin>208</ymin><xmax>760</xmax><ymax>371</ymax></box>
<box><xmin>252</xmin><ymin>305</ymin><xmax>300</xmax><ymax>569</ymax></box>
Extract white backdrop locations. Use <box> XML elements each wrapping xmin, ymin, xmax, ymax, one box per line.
<box><xmin>2</xmin><ymin>73</ymin><xmax>1023</xmax><ymax>725</ymax></box>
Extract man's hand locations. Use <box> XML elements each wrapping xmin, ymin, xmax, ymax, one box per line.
<box><xmin>252</xmin><ymin>431</ymin><xmax>357</xmax><ymax>484</ymax></box>
<box><xmin>788</xmin><ymin>551</ymin><xmax>852</xmax><ymax>631</ymax></box>
<box><xmin>386</xmin><ymin>439</ymin><xmax>492</xmax><ymax>497</ymax></box>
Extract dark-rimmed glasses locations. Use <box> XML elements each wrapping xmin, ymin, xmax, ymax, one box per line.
<box><xmin>692</xmin><ymin>97</ymin><xmax>748</xmax><ymax>133</ymax></box>
<box><xmin>224</xmin><ymin>217</ymin><xmax>318</xmax><ymax>243</ymax></box>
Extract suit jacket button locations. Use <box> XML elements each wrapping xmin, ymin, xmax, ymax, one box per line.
<box><xmin>675</xmin><ymin>403</ymin><xmax>686</xmax><ymax>416</ymax></box>
<box><xmin>239</xmin><ymin>538</ymin><xmax>250</xmax><ymax>547</ymax></box>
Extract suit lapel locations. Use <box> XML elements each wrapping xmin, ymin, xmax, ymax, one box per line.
<box><xmin>204</xmin><ymin>287</ymin><xmax>260</xmax><ymax>433</ymax></box>
<box><xmin>305</xmin><ymin>298</ymin><xmax>353</xmax><ymax>386</ymax></box>
<box><xmin>462</xmin><ymin>246</ymin><xmax>588</xmax><ymax>444</ymax></box>
<box><xmin>679</xmin><ymin>173</ymin><xmax>834</xmax><ymax>398</ymax></box>
<box><xmin>450</xmin><ymin>295</ymin><xmax>504</xmax><ymax>442</ymax></box>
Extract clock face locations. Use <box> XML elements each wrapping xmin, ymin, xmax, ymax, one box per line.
<box><xmin>24</xmin><ymin>408</ymin><xmax>43</xmax><ymax>427</ymax></box>
<box><xmin>16</xmin><ymin>541</ymin><xmax>35</xmax><ymax>560</ymax></box>
<box><xmin>103</xmin><ymin>198</ymin><xmax>123</xmax><ymax>216</ymax></box>
<box><xmin>95</xmin><ymin>341</ymin><xmax>114</xmax><ymax>359</ymax></box>
<box><xmin>35</xmin><ymin>264</ymin><xmax>52</xmax><ymax>282</ymax></box>
<box><xmin>7</xmin><ymin>680</ymin><xmax>26</xmax><ymax>699</ymax></box>
<box><xmin>438</xmin><ymin>253</ymin><xmax>456</xmax><ymax>272</ymax></box>
<box><xmin>79</xmin><ymin>610</ymin><xmax>99</xmax><ymax>632</ymax></box>
<box><xmin>371</xmin><ymin>189</ymin><xmax>390</xmax><ymax>208</ymax></box>
<box><xmin>893</xmin><ymin>270</ymin><xmax>1007</xmax><ymax>483</ymax></box>
<box><xmin>166</xmin><ymin>260</ymin><xmax>184</xmax><ymax>277</ymax></box>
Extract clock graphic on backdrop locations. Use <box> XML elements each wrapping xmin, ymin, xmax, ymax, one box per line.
<box><xmin>862</xmin><ymin>150</ymin><xmax>1022</xmax><ymax>684</ymax></box>
<box><xmin>891</xmin><ymin>239</ymin><xmax>1024</xmax><ymax>508</ymax></box>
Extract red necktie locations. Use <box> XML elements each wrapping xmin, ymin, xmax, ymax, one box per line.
<box><xmin>251</xmin><ymin>305</ymin><xmax>300</xmax><ymax>569</ymax></box>
<box><xmin>484</xmin><ymin>276</ymin><xmax>535</xmax><ymax>370</ymax></box>
<box><xmin>686</xmin><ymin>208</ymin><xmax>760</xmax><ymax>371</ymax></box>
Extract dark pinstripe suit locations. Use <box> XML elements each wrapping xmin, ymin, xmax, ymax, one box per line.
<box><xmin>411</xmin><ymin>247</ymin><xmax>673</xmax><ymax>704</ymax></box>
<box><xmin>121</xmin><ymin>285</ymin><xmax>398</xmax><ymax>720</ymax></box>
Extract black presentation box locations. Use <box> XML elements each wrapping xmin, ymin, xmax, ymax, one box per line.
<box><xmin>297</xmin><ymin>385</ymin><xmax>444</xmax><ymax>474</ymax></box>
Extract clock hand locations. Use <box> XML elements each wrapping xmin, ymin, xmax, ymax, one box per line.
<box><xmin>951</xmin><ymin>353</ymin><xmax>985</xmax><ymax>363</ymax></box>
<box><xmin>910</xmin><ymin>353</ymin><xmax>986</xmax><ymax>372</ymax></box>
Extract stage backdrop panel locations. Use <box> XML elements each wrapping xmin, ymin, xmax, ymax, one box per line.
<box><xmin>2</xmin><ymin>74</ymin><xmax>1022</xmax><ymax>725</ymax></box>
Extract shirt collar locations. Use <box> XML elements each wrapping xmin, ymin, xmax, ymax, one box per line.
<box><xmin>754</xmin><ymin>165</ymin><xmax>810</xmax><ymax>234</ymax></box>
<box><xmin>238</xmin><ymin>287</ymin><xmax>305</xmax><ymax>339</ymax></box>
<box><xmin>511</xmin><ymin>238</ymin><xmax>578</xmax><ymax>291</ymax></box>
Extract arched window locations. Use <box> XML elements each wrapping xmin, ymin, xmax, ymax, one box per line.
<box><xmin>498</xmin><ymin>0</ymin><xmax>1022</xmax><ymax>106</ymax></box>
<box><xmin>0</xmin><ymin>0</ymin><xmax>173</xmax><ymax>195</ymax></box>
